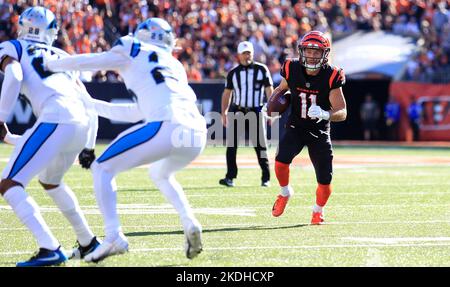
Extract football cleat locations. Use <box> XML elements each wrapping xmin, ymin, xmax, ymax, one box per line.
<box><xmin>311</xmin><ymin>212</ymin><xmax>324</xmax><ymax>225</ymax></box>
<box><xmin>261</xmin><ymin>181</ymin><xmax>270</xmax><ymax>187</ymax></box>
<box><xmin>272</xmin><ymin>195</ymin><xmax>289</xmax><ymax>217</ymax></box>
<box><xmin>70</xmin><ymin>236</ymin><xmax>101</xmax><ymax>259</ymax></box>
<box><xmin>219</xmin><ymin>178</ymin><xmax>234</xmax><ymax>187</ymax></box>
<box><xmin>185</xmin><ymin>225</ymin><xmax>203</xmax><ymax>259</ymax></box>
<box><xmin>84</xmin><ymin>233</ymin><xmax>128</xmax><ymax>263</ymax></box>
<box><xmin>16</xmin><ymin>246</ymin><xmax>68</xmax><ymax>267</ymax></box>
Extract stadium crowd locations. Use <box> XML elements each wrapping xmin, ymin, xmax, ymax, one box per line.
<box><xmin>0</xmin><ymin>0</ymin><xmax>449</xmax><ymax>83</ymax></box>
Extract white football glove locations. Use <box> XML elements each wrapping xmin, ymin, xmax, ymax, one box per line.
<box><xmin>308</xmin><ymin>105</ymin><xmax>330</xmax><ymax>122</ymax></box>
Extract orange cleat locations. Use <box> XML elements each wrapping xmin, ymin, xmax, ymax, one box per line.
<box><xmin>272</xmin><ymin>195</ymin><xmax>289</xmax><ymax>217</ymax></box>
<box><xmin>311</xmin><ymin>212</ymin><xmax>324</xmax><ymax>225</ymax></box>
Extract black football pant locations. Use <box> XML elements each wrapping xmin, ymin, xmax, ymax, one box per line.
<box><xmin>275</xmin><ymin>125</ymin><xmax>333</xmax><ymax>184</ymax></box>
<box><xmin>225</xmin><ymin>105</ymin><xmax>270</xmax><ymax>182</ymax></box>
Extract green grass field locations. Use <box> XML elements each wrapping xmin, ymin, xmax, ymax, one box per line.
<box><xmin>0</xmin><ymin>144</ymin><xmax>449</xmax><ymax>267</ymax></box>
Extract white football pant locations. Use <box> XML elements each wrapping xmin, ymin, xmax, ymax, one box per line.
<box><xmin>91</xmin><ymin>121</ymin><xmax>206</xmax><ymax>243</ymax></box>
<box><xmin>2</xmin><ymin>121</ymin><xmax>89</xmax><ymax>185</ymax></box>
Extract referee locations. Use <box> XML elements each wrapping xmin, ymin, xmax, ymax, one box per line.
<box><xmin>219</xmin><ymin>41</ymin><xmax>274</xmax><ymax>187</ymax></box>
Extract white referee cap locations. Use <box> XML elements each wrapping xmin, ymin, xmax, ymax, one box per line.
<box><xmin>237</xmin><ymin>41</ymin><xmax>254</xmax><ymax>54</ymax></box>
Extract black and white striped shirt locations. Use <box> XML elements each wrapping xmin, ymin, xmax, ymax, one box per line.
<box><xmin>225</xmin><ymin>62</ymin><xmax>273</xmax><ymax>108</ymax></box>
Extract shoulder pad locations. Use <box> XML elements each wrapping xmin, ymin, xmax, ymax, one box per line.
<box><xmin>111</xmin><ymin>35</ymin><xmax>141</xmax><ymax>58</ymax></box>
<box><xmin>0</xmin><ymin>40</ymin><xmax>23</xmax><ymax>62</ymax></box>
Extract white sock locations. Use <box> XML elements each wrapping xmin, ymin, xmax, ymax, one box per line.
<box><xmin>3</xmin><ymin>186</ymin><xmax>59</xmax><ymax>250</ymax></box>
<box><xmin>153</xmin><ymin>174</ymin><xmax>199</xmax><ymax>232</ymax></box>
<box><xmin>280</xmin><ymin>185</ymin><xmax>294</xmax><ymax>197</ymax></box>
<box><xmin>313</xmin><ymin>204</ymin><xmax>323</xmax><ymax>213</ymax></box>
<box><xmin>46</xmin><ymin>183</ymin><xmax>94</xmax><ymax>246</ymax></box>
<box><xmin>93</xmin><ymin>164</ymin><xmax>121</xmax><ymax>243</ymax></box>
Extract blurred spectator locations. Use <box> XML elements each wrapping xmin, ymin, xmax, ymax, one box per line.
<box><xmin>1</xmin><ymin>0</ymin><xmax>448</xmax><ymax>83</ymax></box>
<box><xmin>384</xmin><ymin>98</ymin><xmax>401</xmax><ymax>141</ymax></box>
<box><xmin>408</xmin><ymin>98</ymin><xmax>423</xmax><ymax>141</ymax></box>
<box><xmin>360</xmin><ymin>93</ymin><xmax>380</xmax><ymax>141</ymax></box>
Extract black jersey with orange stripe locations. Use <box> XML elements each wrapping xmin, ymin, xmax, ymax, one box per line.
<box><xmin>280</xmin><ymin>59</ymin><xmax>345</xmax><ymax>131</ymax></box>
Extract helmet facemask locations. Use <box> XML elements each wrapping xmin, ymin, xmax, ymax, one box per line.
<box><xmin>298</xmin><ymin>45</ymin><xmax>330</xmax><ymax>72</ymax></box>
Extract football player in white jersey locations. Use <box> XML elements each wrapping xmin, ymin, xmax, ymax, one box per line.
<box><xmin>47</xmin><ymin>18</ymin><xmax>207</xmax><ymax>262</ymax></box>
<box><xmin>0</xmin><ymin>6</ymin><xmax>101</xmax><ymax>266</ymax></box>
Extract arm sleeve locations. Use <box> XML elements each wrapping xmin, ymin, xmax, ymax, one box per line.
<box><xmin>91</xmin><ymin>99</ymin><xmax>144</xmax><ymax>123</ymax></box>
<box><xmin>70</xmin><ymin>79</ymin><xmax>98</xmax><ymax>149</ymax></box>
<box><xmin>280</xmin><ymin>60</ymin><xmax>291</xmax><ymax>80</ymax></box>
<box><xmin>225</xmin><ymin>70</ymin><xmax>234</xmax><ymax>89</ymax></box>
<box><xmin>0</xmin><ymin>40</ymin><xmax>20</xmax><ymax>65</ymax></box>
<box><xmin>85</xmin><ymin>108</ymin><xmax>98</xmax><ymax>149</ymax></box>
<box><xmin>47</xmin><ymin>50</ymin><xmax>129</xmax><ymax>72</ymax></box>
<box><xmin>0</xmin><ymin>61</ymin><xmax>23</xmax><ymax>122</ymax></box>
<box><xmin>331</xmin><ymin>68</ymin><xmax>346</xmax><ymax>90</ymax></box>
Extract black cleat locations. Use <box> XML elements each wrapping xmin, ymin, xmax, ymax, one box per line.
<box><xmin>261</xmin><ymin>180</ymin><xmax>270</xmax><ymax>187</ymax></box>
<box><xmin>70</xmin><ymin>236</ymin><xmax>101</xmax><ymax>259</ymax></box>
<box><xmin>219</xmin><ymin>178</ymin><xmax>234</xmax><ymax>187</ymax></box>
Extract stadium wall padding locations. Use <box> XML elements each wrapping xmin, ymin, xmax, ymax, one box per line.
<box><xmin>2</xmin><ymin>80</ymin><xmax>392</xmax><ymax>141</ymax></box>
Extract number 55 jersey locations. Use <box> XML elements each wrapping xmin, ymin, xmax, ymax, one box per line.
<box><xmin>281</xmin><ymin>59</ymin><xmax>345</xmax><ymax>132</ymax></box>
<box><xmin>0</xmin><ymin>39</ymin><xmax>90</xmax><ymax>125</ymax></box>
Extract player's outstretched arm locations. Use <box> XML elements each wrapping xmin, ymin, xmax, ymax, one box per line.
<box><xmin>328</xmin><ymin>87</ymin><xmax>347</xmax><ymax>122</ymax></box>
<box><xmin>46</xmin><ymin>50</ymin><xmax>129</xmax><ymax>72</ymax></box>
<box><xmin>91</xmin><ymin>99</ymin><xmax>144</xmax><ymax>123</ymax></box>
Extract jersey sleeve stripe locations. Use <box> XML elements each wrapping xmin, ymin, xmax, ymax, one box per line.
<box><xmin>329</xmin><ymin>68</ymin><xmax>338</xmax><ymax>89</ymax></box>
<box><xmin>130</xmin><ymin>39</ymin><xmax>141</xmax><ymax>58</ymax></box>
<box><xmin>285</xmin><ymin>60</ymin><xmax>291</xmax><ymax>80</ymax></box>
<box><xmin>9</xmin><ymin>40</ymin><xmax>22</xmax><ymax>61</ymax></box>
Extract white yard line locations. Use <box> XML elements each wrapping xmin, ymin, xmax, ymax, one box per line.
<box><xmin>1</xmin><ymin>220</ymin><xmax>449</xmax><ymax>233</ymax></box>
<box><xmin>344</xmin><ymin>237</ymin><xmax>450</xmax><ymax>244</ymax></box>
<box><xmin>2</xmin><ymin>242</ymin><xmax>449</xmax><ymax>257</ymax></box>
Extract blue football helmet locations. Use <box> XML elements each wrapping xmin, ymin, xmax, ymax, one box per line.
<box><xmin>18</xmin><ymin>6</ymin><xmax>58</xmax><ymax>45</ymax></box>
<box><xmin>134</xmin><ymin>18</ymin><xmax>175</xmax><ymax>52</ymax></box>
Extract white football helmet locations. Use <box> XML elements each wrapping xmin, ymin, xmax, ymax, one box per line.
<box><xmin>18</xmin><ymin>6</ymin><xmax>58</xmax><ymax>45</ymax></box>
<box><xmin>134</xmin><ymin>18</ymin><xmax>175</xmax><ymax>52</ymax></box>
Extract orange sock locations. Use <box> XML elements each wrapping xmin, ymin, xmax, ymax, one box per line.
<box><xmin>275</xmin><ymin>161</ymin><xmax>290</xmax><ymax>187</ymax></box>
<box><xmin>316</xmin><ymin>183</ymin><xmax>332</xmax><ymax>207</ymax></box>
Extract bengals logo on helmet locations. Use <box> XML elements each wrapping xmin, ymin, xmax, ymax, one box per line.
<box><xmin>298</xmin><ymin>31</ymin><xmax>331</xmax><ymax>71</ymax></box>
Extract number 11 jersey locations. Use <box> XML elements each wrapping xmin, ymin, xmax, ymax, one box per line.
<box><xmin>280</xmin><ymin>59</ymin><xmax>345</xmax><ymax>131</ymax></box>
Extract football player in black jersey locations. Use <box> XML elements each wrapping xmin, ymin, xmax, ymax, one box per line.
<box><xmin>271</xmin><ymin>31</ymin><xmax>347</xmax><ymax>224</ymax></box>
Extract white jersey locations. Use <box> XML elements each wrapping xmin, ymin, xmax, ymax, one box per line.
<box><xmin>0</xmin><ymin>39</ymin><xmax>91</xmax><ymax>125</ymax></box>
<box><xmin>47</xmin><ymin>35</ymin><xmax>206</xmax><ymax>131</ymax></box>
<box><xmin>112</xmin><ymin>36</ymin><xmax>204</xmax><ymax>128</ymax></box>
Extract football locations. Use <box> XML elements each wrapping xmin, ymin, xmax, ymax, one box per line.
<box><xmin>267</xmin><ymin>89</ymin><xmax>291</xmax><ymax>117</ymax></box>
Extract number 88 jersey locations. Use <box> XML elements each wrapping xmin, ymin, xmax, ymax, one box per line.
<box><xmin>280</xmin><ymin>58</ymin><xmax>345</xmax><ymax>130</ymax></box>
<box><xmin>0</xmin><ymin>39</ymin><xmax>86</xmax><ymax>123</ymax></box>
